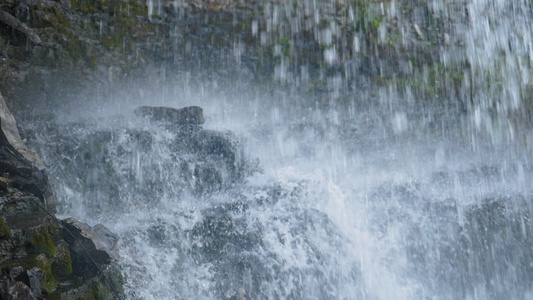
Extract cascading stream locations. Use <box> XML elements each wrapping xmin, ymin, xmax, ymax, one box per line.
<box><xmin>19</xmin><ymin>0</ymin><xmax>533</xmax><ymax>299</ymax></box>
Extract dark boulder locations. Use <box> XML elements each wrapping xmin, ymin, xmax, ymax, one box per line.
<box><xmin>134</xmin><ymin>105</ymin><xmax>205</xmax><ymax>125</ymax></box>
<box><xmin>60</xmin><ymin>218</ymin><xmax>119</xmax><ymax>269</ymax></box>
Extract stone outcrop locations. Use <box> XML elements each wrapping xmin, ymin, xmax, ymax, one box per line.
<box><xmin>0</xmin><ymin>97</ymin><xmax>123</xmax><ymax>299</ymax></box>
<box><xmin>61</xmin><ymin>217</ymin><xmax>119</xmax><ymax>262</ymax></box>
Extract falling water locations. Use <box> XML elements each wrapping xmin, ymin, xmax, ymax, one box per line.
<box><xmin>21</xmin><ymin>0</ymin><xmax>533</xmax><ymax>299</ymax></box>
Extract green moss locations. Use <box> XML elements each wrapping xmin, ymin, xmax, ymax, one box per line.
<box><xmin>0</xmin><ymin>218</ymin><xmax>12</xmax><ymax>239</ymax></box>
<box><xmin>71</xmin><ymin>0</ymin><xmax>97</xmax><ymax>14</ymax></box>
<box><xmin>122</xmin><ymin>1</ymin><xmax>149</xmax><ymax>17</ymax></box>
<box><xmin>85</xmin><ymin>281</ymin><xmax>112</xmax><ymax>300</ymax></box>
<box><xmin>52</xmin><ymin>243</ymin><xmax>73</xmax><ymax>278</ymax></box>
<box><xmin>29</xmin><ymin>4</ymin><xmax>72</xmax><ymax>30</ymax></box>
<box><xmin>101</xmin><ymin>35</ymin><xmax>121</xmax><ymax>51</ymax></box>
<box><xmin>72</xmin><ymin>0</ymin><xmax>148</xmax><ymax>17</ymax></box>
<box><xmin>88</xmin><ymin>56</ymin><xmax>98</xmax><ymax>70</ymax></box>
<box><xmin>31</xmin><ymin>225</ymin><xmax>57</xmax><ymax>258</ymax></box>
<box><xmin>64</xmin><ymin>39</ymin><xmax>82</xmax><ymax>61</ymax></box>
<box><xmin>48</xmin><ymin>5</ymin><xmax>71</xmax><ymax>28</ymax></box>
<box><xmin>35</xmin><ymin>254</ymin><xmax>58</xmax><ymax>294</ymax></box>
<box><xmin>274</xmin><ymin>36</ymin><xmax>291</xmax><ymax>57</ymax></box>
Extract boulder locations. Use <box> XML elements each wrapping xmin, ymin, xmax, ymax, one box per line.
<box><xmin>134</xmin><ymin>105</ymin><xmax>205</xmax><ymax>125</ymax></box>
<box><xmin>60</xmin><ymin>218</ymin><xmax>119</xmax><ymax>265</ymax></box>
<box><xmin>26</xmin><ymin>268</ymin><xmax>45</xmax><ymax>297</ymax></box>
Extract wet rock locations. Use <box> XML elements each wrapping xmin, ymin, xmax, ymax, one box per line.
<box><xmin>0</xmin><ymin>8</ymin><xmax>40</xmax><ymax>44</ymax></box>
<box><xmin>26</xmin><ymin>267</ymin><xmax>44</xmax><ymax>297</ymax></box>
<box><xmin>0</xmin><ymin>92</ymin><xmax>42</xmax><ymax>166</ymax></box>
<box><xmin>190</xmin><ymin>205</ymin><xmax>261</xmax><ymax>260</ymax></box>
<box><xmin>14</xmin><ymin>1</ymin><xmax>30</xmax><ymax>22</ymax></box>
<box><xmin>0</xmin><ymin>190</ymin><xmax>48</xmax><ymax>229</ymax></box>
<box><xmin>194</xmin><ymin>164</ymin><xmax>223</xmax><ymax>195</ymax></box>
<box><xmin>0</xmin><ymin>92</ymin><xmax>51</xmax><ymax>208</ymax></box>
<box><xmin>61</xmin><ymin>218</ymin><xmax>118</xmax><ymax>265</ymax></box>
<box><xmin>0</xmin><ymin>217</ymin><xmax>13</xmax><ymax>238</ymax></box>
<box><xmin>0</xmin><ymin>212</ymin><xmax>122</xmax><ymax>298</ymax></box>
<box><xmin>0</xmin><ymin>279</ymin><xmax>37</xmax><ymax>300</ymax></box>
<box><xmin>9</xmin><ymin>266</ymin><xmax>25</xmax><ymax>281</ymax></box>
<box><xmin>134</xmin><ymin>105</ymin><xmax>205</xmax><ymax>125</ymax></box>
<box><xmin>90</xmin><ymin>224</ymin><xmax>119</xmax><ymax>258</ymax></box>
<box><xmin>58</xmin><ymin>264</ymin><xmax>123</xmax><ymax>300</ymax></box>
<box><xmin>51</xmin><ymin>243</ymin><xmax>72</xmax><ymax>278</ymax></box>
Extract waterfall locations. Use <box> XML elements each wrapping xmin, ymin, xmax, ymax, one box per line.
<box><xmin>22</xmin><ymin>0</ymin><xmax>533</xmax><ymax>299</ymax></box>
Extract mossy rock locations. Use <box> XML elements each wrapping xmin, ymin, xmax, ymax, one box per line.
<box><xmin>60</xmin><ymin>265</ymin><xmax>124</xmax><ymax>300</ymax></box>
<box><xmin>29</xmin><ymin>220</ymin><xmax>58</xmax><ymax>258</ymax></box>
<box><xmin>35</xmin><ymin>253</ymin><xmax>58</xmax><ymax>294</ymax></box>
<box><xmin>0</xmin><ymin>217</ymin><xmax>13</xmax><ymax>239</ymax></box>
<box><xmin>52</xmin><ymin>243</ymin><xmax>73</xmax><ymax>278</ymax></box>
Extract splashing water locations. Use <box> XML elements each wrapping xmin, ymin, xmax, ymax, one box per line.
<box><xmin>21</xmin><ymin>0</ymin><xmax>533</xmax><ymax>299</ymax></box>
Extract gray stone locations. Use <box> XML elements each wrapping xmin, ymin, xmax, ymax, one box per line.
<box><xmin>8</xmin><ymin>266</ymin><xmax>24</xmax><ymax>280</ymax></box>
<box><xmin>0</xmin><ymin>280</ymin><xmax>37</xmax><ymax>300</ymax></box>
<box><xmin>26</xmin><ymin>267</ymin><xmax>44</xmax><ymax>297</ymax></box>
<box><xmin>61</xmin><ymin>218</ymin><xmax>118</xmax><ymax>262</ymax></box>
<box><xmin>0</xmin><ymin>190</ymin><xmax>48</xmax><ymax>229</ymax></box>
<box><xmin>91</xmin><ymin>224</ymin><xmax>119</xmax><ymax>258</ymax></box>
<box><xmin>134</xmin><ymin>105</ymin><xmax>205</xmax><ymax>125</ymax></box>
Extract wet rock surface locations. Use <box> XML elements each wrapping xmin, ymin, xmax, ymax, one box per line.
<box><xmin>0</xmin><ymin>191</ymin><xmax>123</xmax><ymax>299</ymax></box>
<box><xmin>134</xmin><ymin>105</ymin><xmax>205</xmax><ymax>125</ymax></box>
<box><xmin>26</xmin><ymin>112</ymin><xmax>247</xmax><ymax>216</ymax></box>
<box><xmin>0</xmin><ymin>99</ymin><xmax>123</xmax><ymax>299</ymax></box>
<box><xmin>61</xmin><ymin>217</ymin><xmax>119</xmax><ymax>263</ymax></box>
<box><xmin>0</xmin><ymin>92</ymin><xmax>50</xmax><ymax>208</ymax></box>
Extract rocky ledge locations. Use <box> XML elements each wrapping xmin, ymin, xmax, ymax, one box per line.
<box><xmin>0</xmin><ymin>92</ymin><xmax>122</xmax><ymax>300</ymax></box>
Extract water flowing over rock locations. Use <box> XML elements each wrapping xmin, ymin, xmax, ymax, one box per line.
<box><xmin>2</xmin><ymin>0</ymin><xmax>533</xmax><ymax>298</ymax></box>
<box><xmin>134</xmin><ymin>105</ymin><xmax>205</xmax><ymax>125</ymax></box>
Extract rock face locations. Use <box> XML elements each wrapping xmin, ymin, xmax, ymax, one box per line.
<box><xmin>0</xmin><ymin>98</ymin><xmax>123</xmax><ymax>299</ymax></box>
<box><xmin>134</xmin><ymin>105</ymin><xmax>205</xmax><ymax>125</ymax></box>
<box><xmin>0</xmin><ymin>92</ymin><xmax>51</xmax><ymax>210</ymax></box>
<box><xmin>61</xmin><ymin>217</ymin><xmax>119</xmax><ymax>262</ymax></box>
